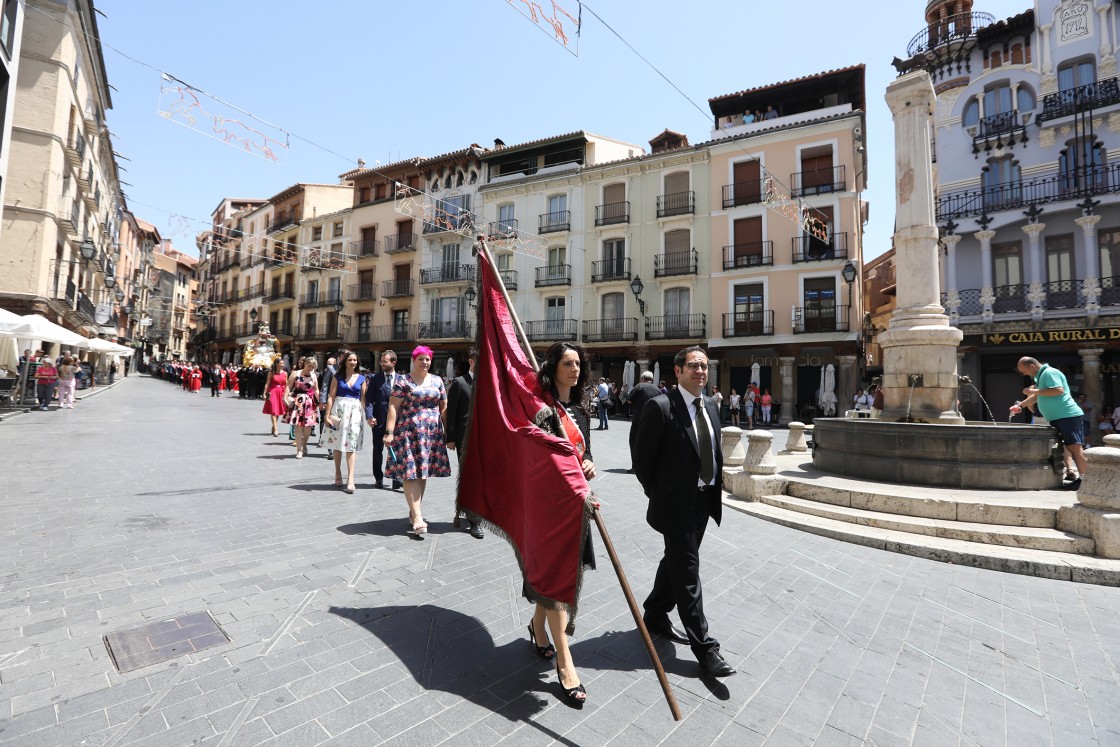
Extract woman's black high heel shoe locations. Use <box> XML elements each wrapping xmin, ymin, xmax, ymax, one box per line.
<box><xmin>555</xmin><ymin>660</ymin><xmax>586</xmax><ymax>703</ymax></box>
<box><xmin>527</xmin><ymin>623</ymin><xmax>555</xmax><ymax>659</ymax></box>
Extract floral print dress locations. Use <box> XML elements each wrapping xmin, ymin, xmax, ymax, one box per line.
<box><xmin>385</xmin><ymin>374</ymin><xmax>451</xmax><ymax>481</ymax></box>
<box><xmin>283</xmin><ymin>373</ymin><xmax>319</xmax><ymax>427</ymax></box>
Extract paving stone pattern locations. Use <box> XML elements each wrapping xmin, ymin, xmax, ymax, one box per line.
<box><xmin>0</xmin><ymin>377</ymin><xmax>1118</xmax><ymax>745</ymax></box>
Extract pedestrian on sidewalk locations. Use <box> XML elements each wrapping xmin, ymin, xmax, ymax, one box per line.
<box><xmin>632</xmin><ymin>345</ymin><xmax>735</xmax><ymax>678</ymax></box>
<box><xmin>109</xmin><ymin>360</ymin><xmax>118</xmax><ymax>384</ymax></box>
<box><xmin>1011</xmin><ymin>357</ymin><xmax>1087</xmax><ymax>490</ymax></box>
<box><xmin>262</xmin><ymin>359</ymin><xmax>288</xmax><ymax>436</ymax></box>
<box><xmin>319</xmin><ymin>356</ymin><xmax>337</xmax><ymax>458</ymax></box>
<box><xmin>284</xmin><ymin>357</ymin><xmax>320</xmax><ymax>459</ymax></box>
<box><xmin>56</xmin><ymin>355</ymin><xmax>78</xmax><ymax>409</ymax></box>
<box><xmin>729</xmin><ymin>389</ymin><xmax>741</xmax><ymax>427</ymax></box>
<box><xmin>595</xmin><ymin>377</ymin><xmax>610</xmax><ymax>430</ymax></box>
<box><xmin>445</xmin><ymin>349</ymin><xmax>484</xmax><ymax>539</ymax></box>
<box><xmin>383</xmin><ymin>346</ymin><xmax>451</xmax><ymax>535</ymax></box>
<box><xmin>33</xmin><ymin>352</ymin><xmax>58</xmax><ymax>411</ymax></box>
<box><xmin>324</xmin><ymin>350</ymin><xmax>367</xmax><ymax>493</ymax></box>
<box><xmin>366</xmin><ymin>351</ymin><xmax>399</xmax><ymax>487</ymax></box>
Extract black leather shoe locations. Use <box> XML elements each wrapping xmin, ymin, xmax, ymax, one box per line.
<box><xmin>643</xmin><ymin>616</ymin><xmax>688</xmax><ymax>644</ymax></box>
<box><xmin>699</xmin><ymin>650</ymin><xmax>736</xmax><ymax>677</ymax></box>
<box><xmin>469</xmin><ymin>523</ymin><xmax>484</xmax><ymax>539</ymax></box>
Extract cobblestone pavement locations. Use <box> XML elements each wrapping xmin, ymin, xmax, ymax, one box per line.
<box><xmin>1</xmin><ymin>376</ymin><xmax>1119</xmax><ymax>746</ymax></box>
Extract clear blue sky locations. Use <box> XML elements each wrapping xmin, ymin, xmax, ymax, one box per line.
<box><xmin>95</xmin><ymin>0</ymin><xmax>1030</xmax><ymax>261</ymax></box>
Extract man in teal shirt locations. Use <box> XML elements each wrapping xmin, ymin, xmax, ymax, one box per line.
<box><xmin>1010</xmin><ymin>357</ymin><xmax>1087</xmax><ymax>490</ymax></box>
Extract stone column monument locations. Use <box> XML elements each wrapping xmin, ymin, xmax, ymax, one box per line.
<box><xmin>877</xmin><ymin>70</ymin><xmax>964</xmax><ymax>424</ymax></box>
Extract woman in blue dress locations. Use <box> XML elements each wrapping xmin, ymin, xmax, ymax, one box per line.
<box><xmin>324</xmin><ymin>349</ymin><xmax>368</xmax><ymax>493</ymax></box>
<box><xmin>383</xmin><ymin>345</ymin><xmax>451</xmax><ymax>534</ymax></box>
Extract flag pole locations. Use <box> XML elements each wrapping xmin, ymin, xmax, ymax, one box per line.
<box><xmin>474</xmin><ymin>235</ymin><xmax>683</xmax><ymax>722</ymax></box>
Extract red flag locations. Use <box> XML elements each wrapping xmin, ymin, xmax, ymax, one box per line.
<box><xmin>457</xmin><ymin>249</ymin><xmax>592</xmax><ymax>626</ymax></box>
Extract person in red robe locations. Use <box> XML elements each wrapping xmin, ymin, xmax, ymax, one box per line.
<box><xmin>229</xmin><ymin>366</ymin><xmax>239</xmax><ymax>394</ymax></box>
<box><xmin>218</xmin><ymin>367</ymin><xmax>226</xmax><ymax>393</ymax></box>
<box><xmin>190</xmin><ymin>365</ymin><xmax>202</xmax><ymax>392</ymax></box>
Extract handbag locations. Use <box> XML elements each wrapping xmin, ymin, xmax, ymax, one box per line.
<box><xmin>289</xmin><ymin>424</ymin><xmax>296</xmax><ymax>440</ymax></box>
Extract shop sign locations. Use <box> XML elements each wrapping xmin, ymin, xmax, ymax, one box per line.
<box><xmin>982</xmin><ymin>327</ymin><xmax>1120</xmax><ymax>345</ymax></box>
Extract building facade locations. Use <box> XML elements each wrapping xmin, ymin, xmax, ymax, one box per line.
<box><xmin>896</xmin><ymin>0</ymin><xmax>1120</xmax><ymax>432</ymax></box>
<box><xmin>0</xmin><ymin>0</ymin><xmax>25</xmax><ymax>242</ymax></box>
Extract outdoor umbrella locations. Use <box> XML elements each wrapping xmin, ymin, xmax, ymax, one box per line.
<box><xmin>652</xmin><ymin>361</ymin><xmax>660</xmax><ymax>388</ymax></box>
<box><xmin>446</xmin><ymin>356</ymin><xmax>455</xmax><ymax>380</ymax></box>
<box><xmin>11</xmin><ymin>315</ymin><xmax>87</xmax><ymax>405</ymax></box>
<box><xmin>750</xmin><ymin>362</ymin><xmax>761</xmax><ymax>387</ymax></box>
<box><xmin>820</xmin><ymin>363</ymin><xmax>838</xmax><ymax>416</ymax></box>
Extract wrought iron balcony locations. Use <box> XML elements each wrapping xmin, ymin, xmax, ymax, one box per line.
<box><xmin>267</xmin><ymin>215</ymin><xmax>298</xmax><ymax>234</ymax></box>
<box><xmin>538</xmin><ymin>210</ymin><xmax>571</xmax><ymax>233</ymax></box>
<box><xmin>384</xmin><ymin>233</ymin><xmax>417</xmax><ymax>254</ymax></box>
<box><xmin>297</xmin><ymin>323</ymin><xmax>344</xmax><ymax>341</ymax></box>
<box><xmin>1103</xmin><ymin>276</ymin><xmax>1120</xmax><ymax>307</ymax></box>
<box><xmin>382</xmin><ymin>278</ymin><xmax>415</xmax><ymax>298</ymax></box>
<box><xmin>646</xmin><ymin>313</ymin><xmax>706</xmax><ymax>341</ymax></box>
<box><xmin>351</xmin><ymin>238</ymin><xmax>379</xmax><ymax>258</ymax></box>
<box><xmin>722</xmin><ymin>310</ymin><xmax>774</xmax><ymax>338</ymax></box>
<box><xmin>936</xmin><ymin>163</ymin><xmax>1120</xmax><ymax>220</ymax></box>
<box><xmin>535</xmin><ymin>264</ymin><xmax>572</xmax><ymax>287</ymax></box>
<box><xmin>268</xmin><ymin>322</ymin><xmax>294</xmax><ymax>336</ymax></box>
<box><xmin>356</xmin><ymin>324</ymin><xmax>416</xmax><ymax>343</ymax></box>
<box><xmin>77</xmin><ymin>292</ymin><xmax>96</xmax><ymax>322</ymax></box>
<box><xmin>1038</xmin><ymin>77</ymin><xmax>1120</xmax><ymax>123</ymax></box>
<box><xmin>245</xmin><ymin>282</ymin><xmax>265</xmax><ymax>299</ymax></box>
<box><xmin>346</xmin><ymin>283</ymin><xmax>376</xmax><ymax>302</ymax></box>
<box><xmin>905</xmin><ymin>11</ymin><xmax>995</xmax><ymax>57</ymax></box>
<box><xmin>525</xmin><ymin>319</ymin><xmax>578</xmax><ymax>342</ymax></box>
<box><xmin>300</xmin><ymin>292</ymin><xmax>343</xmax><ymax>309</ymax></box>
<box><xmin>791</xmin><ymin>165</ymin><xmax>846</xmax><ymax>197</ymax></box>
<box><xmin>721</xmin><ymin>179</ymin><xmax>764</xmax><ymax>208</ymax></box>
<box><xmin>792</xmin><ymin>305</ymin><xmax>850</xmax><ymax>334</ymax></box>
<box><xmin>1045</xmin><ymin>279</ymin><xmax>1080</xmax><ymax>311</ymax></box>
<box><xmin>654</xmin><ymin>249</ymin><xmax>698</xmax><ymax>277</ymax></box>
<box><xmin>417</xmin><ymin>320</ymin><xmax>473</xmax><ymax>339</ymax></box>
<box><xmin>423</xmin><ymin>211</ymin><xmax>472</xmax><ymax>234</ymax></box>
<box><xmin>419</xmin><ymin>264</ymin><xmax>475</xmax><ymax>285</ymax></box>
<box><xmin>266</xmin><ymin>285</ymin><xmax>295</xmax><ymax>302</ymax></box>
<box><xmin>594</xmin><ymin>201</ymin><xmax>629</xmax><ymax>226</ymax></box>
<box><xmin>792</xmin><ymin>232</ymin><xmax>848</xmax><ymax>263</ymax></box>
<box><xmin>591</xmin><ymin>257</ymin><xmax>630</xmax><ymax>283</ymax></box>
<box><xmin>657</xmin><ymin>191</ymin><xmax>694</xmax><ymax>218</ymax></box>
<box><xmin>498</xmin><ymin>268</ymin><xmax>518</xmax><ymax>291</ymax></box>
<box><xmin>722</xmin><ymin>241</ymin><xmax>773</xmax><ymax>270</ymax></box>
<box><xmin>582</xmin><ymin>317</ymin><xmax>638</xmax><ymax>343</ymax></box>
<box><xmin>488</xmin><ymin>219</ymin><xmax>518</xmax><ymax>239</ymax></box>
<box><xmin>971</xmin><ymin>111</ymin><xmax>1029</xmax><ymax>155</ymax></box>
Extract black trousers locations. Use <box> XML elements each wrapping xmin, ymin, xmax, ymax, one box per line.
<box><xmin>370</xmin><ymin>425</ymin><xmax>400</xmax><ymax>486</ymax></box>
<box><xmin>643</xmin><ymin>492</ymin><xmax>717</xmax><ymax>658</ymax></box>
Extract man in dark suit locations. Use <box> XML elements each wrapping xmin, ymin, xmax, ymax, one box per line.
<box><xmin>446</xmin><ymin>350</ymin><xmax>483</xmax><ymax>539</ymax></box>
<box><xmin>319</xmin><ymin>356</ymin><xmax>337</xmax><ymax>457</ymax></box>
<box><xmin>367</xmin><ymin>350</ymin><xmax>401</xmax><ymax>490</ymax></box>
<box><xmin>627</xmin><ymin>370</ymin><xmax>662</xmax><ymax>473</ymax></box>
<box><xmin>632</xmin><ymin>345</ymin><xmax>734</xmax><ymax>677</ymax></box>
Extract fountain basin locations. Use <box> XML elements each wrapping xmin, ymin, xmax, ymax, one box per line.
<box><xmin>811</xmin><ymin>419</ymin><xmax>1064</xmax><ymax>490</ymax></box>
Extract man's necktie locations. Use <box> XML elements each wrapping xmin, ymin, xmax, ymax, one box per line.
<box><xmin>694</xmin><ymin>397</ymin><xmax>715</xmax><ymax>484</ymax></box>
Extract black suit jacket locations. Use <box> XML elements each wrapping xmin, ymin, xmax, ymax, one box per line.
<box><xmin>445</xmin><ymin>372</ymin><xmax>473</xmax><ymax>447</ymax></box>
<box><xmin>632</xmin><ymin>388</ymin><xmax>723</xmax><ymax>534</ymax></box>
<box><xmin>366</xmin><ymin>371</ymin><xmax>394</xmax><ymax>432</ymax></box>
<box><xmin>628</xmin><ymin>383</ymin><xmax>662</xmax><ymax>422</ymax></box>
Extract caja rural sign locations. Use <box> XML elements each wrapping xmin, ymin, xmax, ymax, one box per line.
<box><xmin>981</xmin><ymin>327</ymin><xmax>1120</xmax><ymax>345</ymax></box>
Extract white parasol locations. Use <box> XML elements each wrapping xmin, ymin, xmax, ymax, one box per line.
<box><xmin>652</xmin><ymin>361</ymin><xmax>660</xmax><ymax>388</ymax></box>
<box><xmin>623</xmin><ymin>360</ymin><xmax>635</xmax><ymax>389</ymax></box>
<box><xmin>750</xmin><ymin>362</ymin><xmax>761</xmax><ymax>386</ymax></box>
<box><xmin>819</xmin><ymin>363</ymin><xmax>838</xmax><ymax>416</ymax></box>
<box><xmin>445</xmin><ymin>356</ymin><xmax>455</xmax><ymax>380</ymax></box>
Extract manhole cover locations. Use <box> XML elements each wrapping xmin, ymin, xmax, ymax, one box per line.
<box><xmin>104</xmin><ymin>611</ymin><xmax>229</xmax><ymax>673</ymax></box>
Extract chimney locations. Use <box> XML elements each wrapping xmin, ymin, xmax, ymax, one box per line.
<box><xmin>494</xmin><ymin>138</ymin><xmax>505</xmax><ymax>149</ymax></box>
<box><xmin>357</xmin><ymin>158</ymin><xmax>366</xmax><ymax>169</ymax></box>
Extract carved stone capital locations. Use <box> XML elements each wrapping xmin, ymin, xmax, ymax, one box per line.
<box><xmin>974</xmin><ymin>230</ymin><xmax>997</xmax><ymax>244</ymax></box>
<box><xmin>1022</xmin><ymin>222</ymin><xmax>1047</xmax><ymax>237</ymax></box>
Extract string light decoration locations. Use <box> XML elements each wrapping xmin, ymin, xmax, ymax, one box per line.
<box><xmin>158</xmin><ymin>74</ymin><xmax>290</xmax><ymax>163</ymax></box>
<box><xmin>505</xmin><ymin>0</ymin><xmax>582</xmax><ymax>55</ymax></box>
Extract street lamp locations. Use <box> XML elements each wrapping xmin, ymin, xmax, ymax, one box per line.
<box><xmin>630</xmin><ymin>275</ymin><xmax>647</xmax><ymax>318</ymax></box>
<box><xmin>79</xmin><ymin>238</ymin><xmax>96</xmax><ymax>260</ymax></box>
<box><xmin>841</xmin><ymin>260</ymin><xmax>857</xmax><ymax>311</ymax></box>
<box><xmin>114</xmin><ymin>287</ymin><xmax>125</xmax><ymax>302</ymax></box>
<box><xmin>464</xmin><ymin>284</ymin><xmax>477</xmax><ymax>307</ymax></box>
<box><xmin>104</xmin><ymin>274</ymin><xmax>116</xmax><ymax>289</ymax></box>
<box><xmin>122</xmin><ymin>304</ymin><xmax>133</xmax><ymax>315</ymax></box>
<box><xmin>249</xmin><ymin>308</ymin><xmax>258</xmax><ymax>325</ymax></box>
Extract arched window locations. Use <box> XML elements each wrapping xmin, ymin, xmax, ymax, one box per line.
<box><xmin>1017</xmin><ymin>86</ymin><xmax>1036</xmax><ymax>113</ymax></box>
<box><xmin>982</xmin><ymin>157</ymin><xmax>1021</xmax><ymax>210</ymax></box>
<box><xmin>963</xmin><ymin>98</ymin><xmax>980</xmax><ymax>127</ymax></box>
<box><xmin>989</xmin><ymin>47</ymin><xmax>1003</xmax><ymax>68</ymax></box>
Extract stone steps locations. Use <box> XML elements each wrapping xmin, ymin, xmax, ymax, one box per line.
<box><xmin>784</xmin><ymin>479</ymin><xmax>1069</xmax><ymax>528</ymax></box>
<box><xmin>727</xmin><ymin>498</ymin><xmax>1120</xmax><ymax>586</ymax></box>
<box><xmin>760</xmin><ymin>494</ymin><xmax>1095</xmax><ymax>554</ymax></box>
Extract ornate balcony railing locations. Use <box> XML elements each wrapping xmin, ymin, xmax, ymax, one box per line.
<box><xmin>1045</xmin><ymin>279</ymin><xmax>1080</xmax><ymax>311</ymax></box>
<box><xmin>646</xmin><ymin>313</ymin><xmax>706</xmax><ymax>340</ymax></box>
<box><xmin>498</xmin><ymin>268</ymin><xmax>518</xmax><ymax>291</ymax></box>
<box><xmin>535</xmin><ymin>264</ymin><xmax>572</xmax><ymax>287</ymax></box>
<box><xmin>488</xmin><ymin>219</ymin><xmax>518</xmax><ymax>239</ymax></box>
<box><xmin>300</xmin><ymin>292</ymin><xmax>342</xmax><ymax>309</ymax></box>
<box><xmin>722</xmin><ymin>241</ymin><xmax>773</xmax><ymax>270</ymax></box>
<box><xmin>1038</xmin><ymin>77</ymin><xmax>1120</xmax><ymax>123</ymax></box>
<box><xmin>384</xmin><ymin>233</ymin><xmax>417</xmax><ymax>254</ymax></box>
<box><xmin>722</xmin><ymin>310</ymin><xmax>775</xmax><ymax>338</ymax></box>
<box><xmin>419</xmin><ymin>264</ymin><xmax>475</xmax><ymax>285</ymax></box>
<box><xmin>351</xmin><ymin>238</ymin><xmax>379</xmax><ymax>258</ymax></box>
<box><xmin>417</xmin><ymin>320</ymin><xmax>473</xmax><ymax>339</ymax></box>
<box><xmin>792</xmin><ymin>232</ymin><xmax>849</xmax><ymax>263</ymax></box>
<box><xmin>654</xmin><ymin>249</ymin><xmax>698</xmax><ymax>277</ymax></box>
<box><xmin>1103</xmin><ymin>275</ymin><xmax>1120</xmax><ymax>307</ymax></box>
<box><xmin>791</xmin><ymin>165</ymin><xmax>846</xmax><ymax>197</ymax></box>
<box><xmin>792</xmin><ymin>305</ymin><xmax>850</xmax><ymax>334</ymax></box>
<box><xmin>591</xmin><ymin>257</ymin><xmax>630</xmax><ymax>283</ymax></box>
<box><xmin>721</xmin><ymin>179</ymin><xmax>764</xmax><ymax>208</ymax></box>
<box><xmin>297</xmin><ymin>323</ymin><xmax>344</xmax><ymax>341</ymax></box>
<box><xmin>538</xmin><ymin>210</ymin><xmax>571</xmax><ymax>233</ymax></box>
<box><xmin>582</xmin><ymin>317</ymin><xmax>638</xmax><ymax>343</ymax></box>
<box><xmin>346</xmin><ymin>283</ymin><xmax>376</xmax><ymax>302</ymax></box>
<box><xmin>657</xmin><ymin>191</ymin><xmax>695</xmax><ymax>218</ymax></box>
<box><xmin>594</xmin><ymin>201</ymin><xmax>629</xmax><ymax>226</ymax></box>
<box><xmin>905</xmin><ymin>11</ymin><xmax>995</xmax><ymax>57</ymax></box>
<box><xmin>525</xmin><ymin>319</ymin><xmax>579</xmax><ymax>342</ymax></box>
<box><xmin>266</xmin><ymin>285</ymin><xmax>295</xmax><ymax>302</ymax></box>
<box><xmin>267</xmin><ymin>215</ymin><xmax>298</xmax><ymax>234</ymax></box>
<box><xmin>382</xmin><ymin>278</ymin><xmax>415</xmax><ymax>298</ymax></box>
<box><xmin>937</xmin><ymin>163</ymin><xmax>1120</xmax><ymax>220</ymax></box>
<box><xmin>352</xmin><ymin>324</ymin><xmax>416</xmax><ymax>344</ymax></box>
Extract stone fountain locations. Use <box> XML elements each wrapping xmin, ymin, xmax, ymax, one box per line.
<box><xmin>810</xmin><ymin>70</ymin><xmax>1062</xmax><ymax>490</ymax></box>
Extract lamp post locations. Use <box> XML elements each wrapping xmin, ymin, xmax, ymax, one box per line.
<box><xmin>629</xmin><ymin>275</ymin><xmax>647</xmax><ymax>318</ymax></box>
<box><xmin>114</xmin><ymin>287</ymin><xmax>125</xmax><ymax>302</ymax></box>
<box><xmin>841</xmin><ymin>260</ymin><xmax>857</xmax><ymax>312</ymax></box>
<box><xmin>249</xmin><ymin>307</ymin><xmax>258</xmax><ymax>332</ymax></box>
<box><xmin>333</xmin><ymin>298</ymin><xmax>349</xmax><ymax>338</ymax></box>
<box><xmin>79</xmin><ymin>239</ymin><xmax>96</xmax><ymax>260</ymax></box>
<box><xmin>464</xmin><ymin>284</ymin><xmax>477</xmax><ymax>307</ymax></box>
